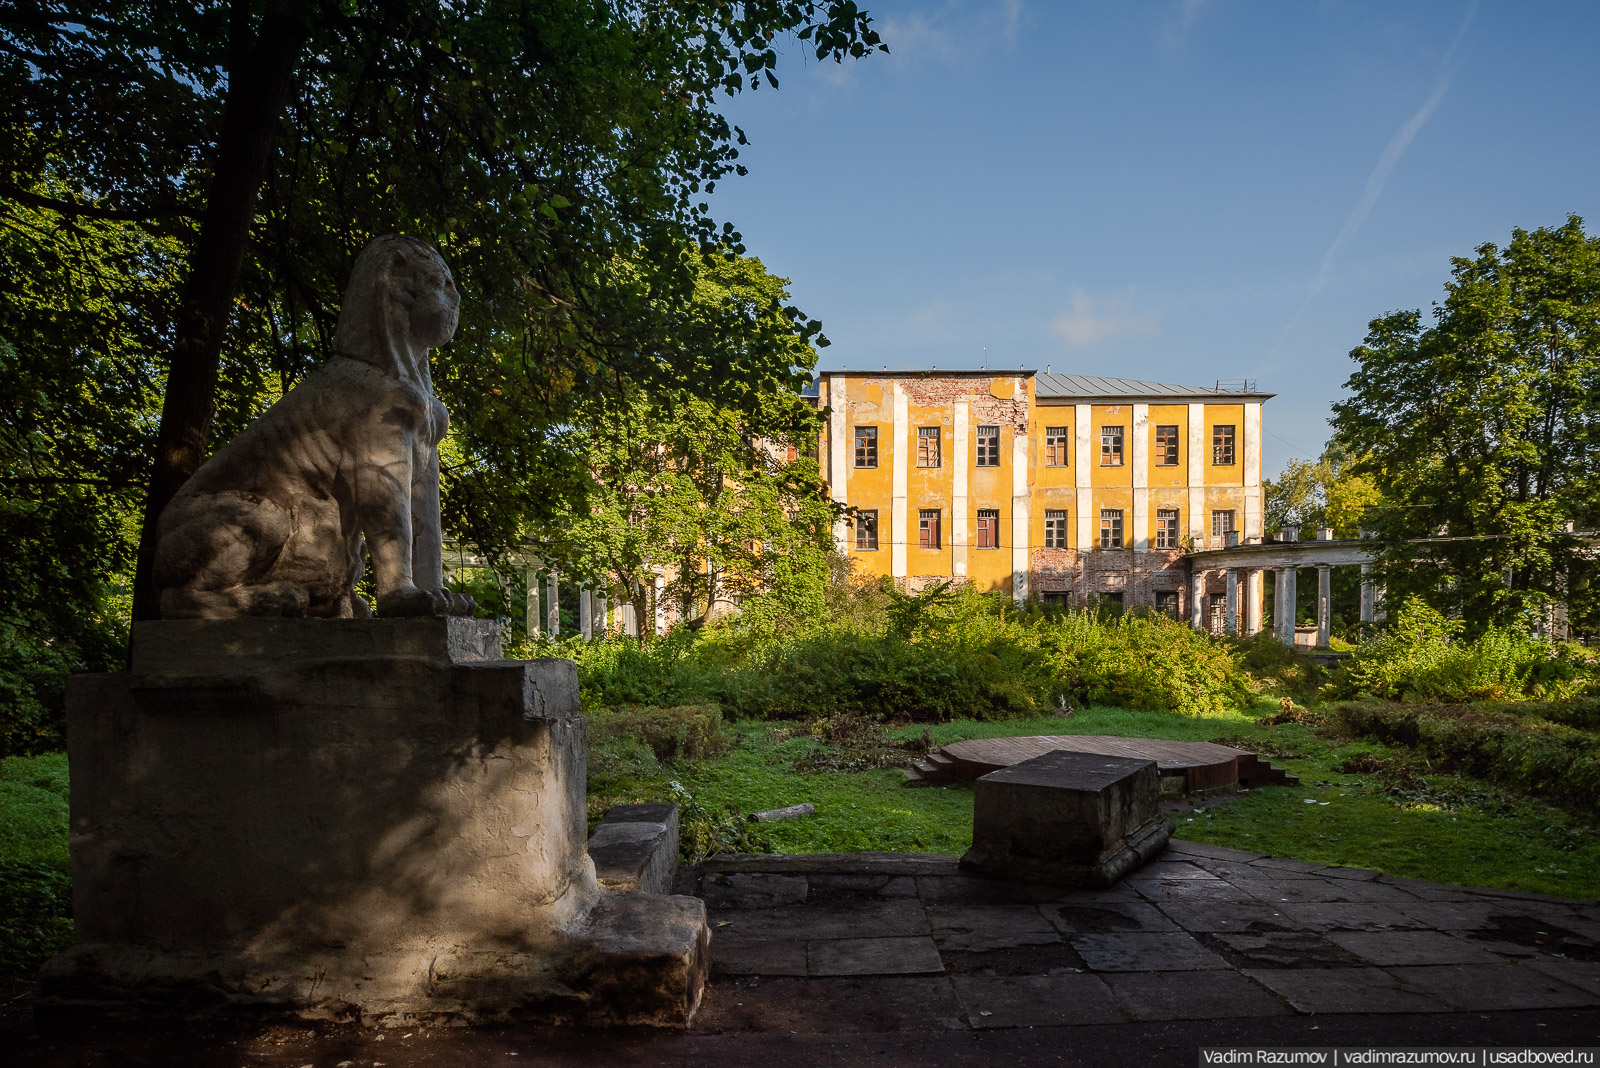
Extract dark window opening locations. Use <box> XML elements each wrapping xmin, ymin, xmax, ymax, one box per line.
<box><xmin>854</xmin><ymin>426</ymin><xmax>878</xmax><ymax>468</ymax></box>
<box><xmin>1044</xmin><ymin>509</ymin><xmax>1069</xmax><ymax>549</ymax></box>
<box><xmin>856</xmin><ymin>510</ymin><xmax>879</xmax><ymax>551</ymax></box>
<box><xmin>1100</xmin><ymin>508</ymin><xmax>1124</xmax><ymax>549</ymax></box>
<box><xmin>1045</xmin><ymin>426</ymin><xmax>1069</xmax><ymax>467</ymax></box>
<box><xmin>918</xmin><ymin>509</ymin><xmax>942</xmax><ymax>549</ymax></box>
<box><xmin>1212</xmin><ymin>424</ymin><xmax>1236</xmax><ymax>465</ymax></box>
<box><xmin>976</xmin><ymin>425</ymin><xmax>1000</xmax><ymax>467</ymax></box>
<box><xmin>1155</xmin><ymin>424</ymin><xmax>1179</xmax><ymax>466</ymax></box>
<box><xmin>977</xmin><ymin>508</ymin><xmax>999</xmax><ymax>549</ymax></box>
<box><xmin>1156</xmin><ymin>507</ymin><xmax>1180</xmax><ymax>549</ymax></box>
<box><xmin>917</xmin><ymin>426</ymin><xmax>941</xmax><ymax>468</ymax></box>
<box><xmin>1100</xmin><ymin>425</ymin><xmax>1124</xmax><ymax>466</ymax></box>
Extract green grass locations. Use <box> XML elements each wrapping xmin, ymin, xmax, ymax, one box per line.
<box><xmin>593</xmin><ymin>703</ymin><xmax>1599</xmax><ymax>900</ymax></box>
<box><xmin>1</xmin><ymin>752</ymin><xmax>74</xmax><ymax>980</ymax></box>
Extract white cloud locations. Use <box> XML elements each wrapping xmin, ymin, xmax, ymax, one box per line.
<box><xmin>1160</xmin><ymin>0</ymin><xmax>1213</xmax><ymax>47</ymax></box>
<box><xmin>1048</xmin><ymin>288</ymin><xmax>1160</xmax><ymax>348</ymax></box>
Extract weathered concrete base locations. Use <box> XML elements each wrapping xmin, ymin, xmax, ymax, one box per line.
<box><xmin>959</xmin><ymin>750</ymin><xmax>1173</xmax><ymax>888</ymax></box>
<box><xmin>39</xmin><ymin>618</ymin><xmax>708</xmax><ymax>1027</ymax></box>
<box><xmin>588</xmin><ymin>803</ymin><xmax>681</xmax><ymax>896</ymax></box>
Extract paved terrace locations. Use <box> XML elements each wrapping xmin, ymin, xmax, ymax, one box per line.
<box><xmin>11</xmin><ymin>841</ymin><xmax>1598</xmax><ymax>1066</ymax></box>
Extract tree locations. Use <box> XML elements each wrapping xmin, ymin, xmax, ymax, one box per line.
<box><xmin>1263</xmin><ymin>443</ymin><xmax>1383</xmax><ymax>537</ymax></box>
<box><xmin>534</xmin><ymin>253</ymin><xmax>839</xmax><ymax>635</ymax></box>
<box><xmin>1332</xmin><ymin>216</ymin><xmax>1600</xmax><ymax>633</ymax></box>
<box><xmin>1</xmin><ymin>1</ymin><xmax>887</xmax><ymax>619</ymax></box>
<box><xmin>0</xmin><ymin>2</ymin><xmax>886</xmax><ymax>748</ymax></box>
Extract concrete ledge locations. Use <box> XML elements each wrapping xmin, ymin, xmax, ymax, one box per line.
<box><xmin>700</xmin><ymin>854</ymin><xmax>962</xmax><ymax>876</ymax></box>
<box><xmin>589</xmin><ymin>804</ymin><xmax>680</xmax><ymax>895</ymax></box>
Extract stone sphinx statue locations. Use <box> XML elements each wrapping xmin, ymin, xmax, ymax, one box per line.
<box><xmin>154</xmin><ymin>234</ymin><xmax>475</xmax><ymax>619</ymax></box>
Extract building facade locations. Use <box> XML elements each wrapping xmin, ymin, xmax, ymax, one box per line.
<box><xmin>817</xmin><ymin>370</ymin><xmax>1271</xmax><ymax>626</ymax></box>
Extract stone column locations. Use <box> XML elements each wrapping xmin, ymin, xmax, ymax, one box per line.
<box><xmin>1317</xmin><ymin>565</ymin><xmax>1332</xmax><ymax>649</ymax></box>
<box><xmin>1224</xmin><ymin>569</ymin><xmax>1239</xmax><ymax>637</ymax></box>
<box><xmin>1189</xmin><ymin>568</ymin><xmax>1205</xmax><ymax>630</ymax></box>
<box><xmin>545</xmin><ymin>571</ymin><xmax>560</xmax><ymax>637</ymax></box>
<box><xmin>1279</xmin><ymin>568</ymin><xmax>1298</xmax><ymax>648</ymax></box>
<box><xmin>1360</xmin><ymin>563</ymin><xmax>1375</xmax><ymax>626</ymax></box>
<box><xmin>579</xmin><ymin>585</ymin><xmax>592</xmax><ymax>641</ymax></box>
<box><xmin>1244</xmin><ymin>569</ymin><xmax>1263</xmax><ymax>636</ymax></box>
<box><xmin>524</xmin><ymin>565</ymin><xmax>540</xmax><ymax>640</ymax></box>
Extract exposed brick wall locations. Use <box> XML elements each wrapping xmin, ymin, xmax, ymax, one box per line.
<box><xmin>1027</xmin><ymin>548</ymin><xmax>1191</xmax><ymax>612</ymax></box>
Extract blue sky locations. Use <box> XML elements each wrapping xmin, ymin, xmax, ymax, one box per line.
<box><xmin>707</xmin><ymin>0</ymin><xmax>1600</xmax><ymax>478</ymax></box>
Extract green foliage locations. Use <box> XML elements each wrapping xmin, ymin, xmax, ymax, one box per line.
<box><xmin>667</xmin><ymin>780</ymin><xmax>771</xmax><ymax>864</ymax></box>
<box><xmin>1227</xmin><ymin>633</ymin><xmax>1329</xmax><ymax>703</ymax></box>
<box><xmin>568</xmin><ymin>584</ymin><xmax>1258</xmax><ymax>722</ymax></box>
<box><xmin>1327</xmin><ymin>700</ymin><xmax>1600</xmax><ymax>815</ymax></box>
<box><xmin>590</xmin><ymin>703</ymin><xmax>733</xmax><ymax>768</ymax></box>
<box><xmin>1332</xmin><ymin>217</ymin><xmax>1600</xmax><ymax>631</ymax></box>
<box><xmin>1263</xmin><ymin>442</ymin><xmax>1384</xmax><ymax>537</ymax></box>
<box><xmin>0</xmin><ymin>752</ymin><xmax>72</xmax><ymax>979</ymax></box>
<box><xmin>1337</xmin><ymin>597</ymin><xmax>1597</xmax><ymax>703</ymax></box>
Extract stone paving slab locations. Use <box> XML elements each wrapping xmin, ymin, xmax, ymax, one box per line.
<box><xmin>1101</xmin><ymin>969</ymin><xmax>1294</xmax><ymax>1021</ymax></box>
<box><xmin>710</xmin><ymin>898</ymin><xmax>929</xmax><ymax>940</ymax></box>
<box><xmin>950</xmin><ymin>974</ymin><xmax>1127</xmax><ymax>1028</ymax></box>
<box><xmin>1326</xmin><ymin>929</ymin><xmax>1506</xmax><ymax>966</ymax></box>
<box><xmin>809</xmin><ymin>936</ymin><xmax>945</xmax><ymax>976</ymax></box>
<box><xmin>1241</xmin><ymin>967</ymin><xmax>1452</xmax><ymax>1014</ymax></box>
<box><xmin>1386</xmin><ymin>964</ymin><xmax>1598</xmax><ymax>1011</ymax></box>
<box><xmin>686</xmin><ymin>841</ymin><xmax>1600</xmax><ymax>1031</ymax></box>
<box><xmin>1071</xmin><ymin>932</ymin><xmax>1229</xmax><ymax>972</ymax></box>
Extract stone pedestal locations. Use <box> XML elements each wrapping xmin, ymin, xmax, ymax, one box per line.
<box><xmin>959</xmin><ymin>750</ymin><xmax>1172</xmax><ymax>887</ymax></box>
<box><xmin>39</xmin><ymin>618</ymin><xmax>708</xmax><ymax>1027</ymax></box>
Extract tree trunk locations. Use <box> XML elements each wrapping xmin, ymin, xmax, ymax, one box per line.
<box><xmin>130</xmin><ymin>0</ymin><xmax>312</xmax><ymax>621</ymax></box>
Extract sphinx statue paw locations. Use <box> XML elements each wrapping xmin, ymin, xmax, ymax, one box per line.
<box><xmin>377</xmin><ymin>585</ymin><xmax>477</xmax><ymax>618</ymax></box>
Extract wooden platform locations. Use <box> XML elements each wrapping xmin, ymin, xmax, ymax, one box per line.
<box><xmin>904</xmin><ymin>735</ymin><xmax>1298</xmax><ymax>793</ymax></box>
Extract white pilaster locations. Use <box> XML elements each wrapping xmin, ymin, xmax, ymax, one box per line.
<box><xmin>1225</xmin><ymin>569</ymin><xmax>1239</xmax><ymax>636</ymax></box>
<box><xmin>891</xmin><ymin>382</ymin><xmax>908</xmax><ymax>579</ymax></box>
<box><xmin>1011</xmin><ymin>430</ymin><xmax>1029</xmax><ymax>603</ymax></box>
<box><xmin>1074</xmin><ymin>403</ymin><xmax>1092</xmax><ymax>550</ymax></box>
<box><xmin>1132</xmin><ymin>402</ymin><xmax>1149</xmax><ymax>554</ymax></box>
<box><xmin>1243</xmin><ymin>401</ymin><xmax>1263</xmax><ymax>538</ymax></box>
<box><xmin>579</xmin><ymin>584</ymin><xmax>592</xmax><ymax>641</ymax></box>
<box><xmin>653</xmin><ymin>573</ymin><xmax>666</xmax><ymax>636</ymax></box>
<box><xmin>952</xmin><ymin>398</ymin><xmax>969</xmax><ymax>578</ymax></box>
<box><xmin>1187</xmin><ymin>402</ymin><xmax>1205</xmax><ymax>544</ymax></box>
<box><xmin>1246</xmin><ymin>569</ymin><xmax>1263</xmax><ymax>636</ymax></box>
<box><xmin>828</xmin><ymin>376</ymin><xmax>849</xmax><ymax>552</ymax></box>
<box><xmin>525</xmin><ymin>565</ymin><xmax>540</xmax><ymax>639</ymax></box>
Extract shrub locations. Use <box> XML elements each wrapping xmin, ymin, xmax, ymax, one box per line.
<box><xmin>1329</xmin><ymin>700</ymin><xmax>1600</xmax><ymax>814</ymax></box>
<box><xmin>564</xmin><ymin>585</ymin><xmax>1258</xmax><ymax>722</ymax></box>
<box><xmin>1336</xmin><ymin>598</ymin><xmax>1598</xmax><ymax>703</ymax></box>
<box><xmin>1</xmin><ymin>752</ymin><xmax>72</xmax><ymax>979</ymax></box>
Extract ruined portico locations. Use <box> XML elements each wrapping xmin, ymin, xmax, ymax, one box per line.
<box><xmin>1186</xmin><ymin>527</ymin><xmax>1381</xmax><ymax>647</ymax></box>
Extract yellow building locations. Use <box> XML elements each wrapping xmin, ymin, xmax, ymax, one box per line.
<box><xmin>817</xmin><ymin>370</ymin><xmax>1271</xmax><ymax>626</ymax></box>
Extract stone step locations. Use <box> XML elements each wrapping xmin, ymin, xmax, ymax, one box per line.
<box><xmin>588</xmin><ymin>802</ymin><xmax>681</xmax><ymax>895</ymax></box>
<box><xmin>924</xmin><ymin>751</ymin><xmax>956</xmax><ymax>767</ymax></box>
<box><xmin>1234</xmin><ymin>753</ymin><xmax>1299</xmax><ymax>788</ymax></box>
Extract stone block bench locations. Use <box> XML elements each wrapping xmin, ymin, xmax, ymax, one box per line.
<box><xmin>588</xmin><ymin>802</ymin><xmax>680</xmax><ymax>895</ymax></box>
<box><xmin>959</xmin><ymin>749</ymin><xmax>1173</xmax><ymax>887</ymax></box>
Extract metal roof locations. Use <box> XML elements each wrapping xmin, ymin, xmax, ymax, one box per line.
<box><xmin>1033</xmin><ymin>373</ymin><xmax>1273</xmax><ymax>402</ymax></box>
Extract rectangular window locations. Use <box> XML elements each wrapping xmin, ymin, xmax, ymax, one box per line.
<box><xmin>918</xmin><ymin>508</ymin><xmax>942</xmax><ymax>549</ymax></box>
<box><xmin>1156</xmin><ymin>507</ymin><xmax>1180</xmax><ymax>549</ymax></box>
<box><xmin>855</xmin><ymin>510</ymin><xmax>879</xmax><ymax>551</ymax></box>
<box><xmin>1042</xmin><ymin>592</ymin><xmax>1071</xmax><ymax>609</ymax></box>
<box><xmin>1045</xmin><ymin>426</ymin><xmax>1069</xmax><ymax>467</ymax></box>
<box><xmin>1044</xmin><ymin>509</ymin><xmax>1069</xmax><ymax>549</ymax></box>
<box><xmin>1155</xmin><ymin>424</ymin><xmax>1179</xmax><ymax>466</ymax></box>
<box><xmin>1155</xmin><ymin>590</ymin><xmax>1180</xmax><ymax>619</ymax></box>
<box><xmin>976</xmin><ymin>508</ymin><xmax>999</xmax><ymax>549</ymax></box>
<box><xmin>975</xmin><ymin>425</ymin><xmax>1000</xmax><ymax>467</ymax></box>
<box><xmin>916</xmin><ymin>426</ymin><xmax>941</xmax><ymax>468</ymax></box>
<box><xmin>854</xmin><ymin>426</ymin><xmax>877</xmax><ymax>468</ymax></box>
<box><xmin>1100</xmin><ymin>508</ymin><xmax>1124</xmax><ymax>549</ymax></box>
<box><xmin>1100</xmin><ymin>425</ymin><xmax>1124</xmax><ymax>466</ymax></box>
<box><xmin>1212</xmin><ymin>424</ymin><xmax>1236</xmax><ymax>465</ymax></box>
<box><xmin>785</xmin><ymin>445</ymin><xmax>798</xmax><ymax>463</ymax></box>
<box><xmin>1211</xmin><ymin>509</ymin><xmax>1236</xmax><ymax>537</ymax></box>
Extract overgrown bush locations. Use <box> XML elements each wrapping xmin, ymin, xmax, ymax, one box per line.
<box><xmin>564</xmin><ymin>584</ymin><xmax>1257</xmax><ymax>721</ymax></box>
<box><xmin>1329</xmin><ymin>700</ymin><xmax>1600</xmax><ymax>814</ymax></box>
<box><xmin>1335</xmin><ymin>597</ymin><xmax>1597</xmax><ymax>703</ymax></box>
